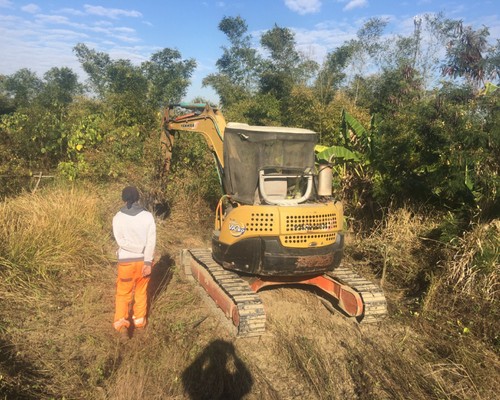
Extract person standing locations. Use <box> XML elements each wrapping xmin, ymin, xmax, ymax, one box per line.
<box><xmin>112</xmin><ymin>186</ymin><xmax>156</xmax><ymax>338</ymax></box>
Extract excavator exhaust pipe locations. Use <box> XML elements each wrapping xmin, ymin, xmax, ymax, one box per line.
<box><xmin>318</xmin><ymin>164</ymin><xmax>333</xmax><ymax>197</ymax></box>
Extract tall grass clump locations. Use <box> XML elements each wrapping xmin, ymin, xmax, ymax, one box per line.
<box><xmin>0</xmin><ymin>185</ymin><xmax>111</xmax><ymax>294</ymax></box>
<box><xmin>349</xmin><ymin>206</ymin><xmax>441</xmax><ymax>295</ymax></box>
<box><xmin>0</xmin><ymin>185</ymin><xmax>116</xmax><ymax>399</ymax></box>
<box><xmin>424</xmin><ymin>219</ymin><xmax>499</xmax><ymax>348</ymax></box>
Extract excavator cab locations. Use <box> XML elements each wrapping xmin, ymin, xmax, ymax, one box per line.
<box><xmin>222</xmin><ymin>122</ymin><xmax>318</xmax><ymax>206</ymax></box>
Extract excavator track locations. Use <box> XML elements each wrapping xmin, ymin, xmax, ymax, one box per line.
<box><xmin>328</xmin><ymin>263</ymin><xmax>388</xmax><ymax>323</ymax></box>
<box><xmin>182</xmin><ymin>248</ymin><xmax>266</xmax><ymax>337</ymax></box>
<box><xmin>182</xmin><ymin>249</ymin><xmax>387</xmax><ymax>337</ymax></box>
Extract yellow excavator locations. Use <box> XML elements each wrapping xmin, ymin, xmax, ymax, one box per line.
<box><xmin>162</xmin><ymin>103</ymin><xmax>387</xmax><ymax>336</ymax></box>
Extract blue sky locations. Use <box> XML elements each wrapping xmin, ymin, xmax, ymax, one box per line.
<box><xmin>0</xmin><ymin>0</ymin><xmax>498</xmax><ymax>102</ymax></box>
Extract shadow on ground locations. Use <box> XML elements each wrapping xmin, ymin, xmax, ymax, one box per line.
<box><xmin>147</xmin><ymin>253</ymin><xmax>175</xmax><ymax>306</ymax></box>
<box><xmin>182</xmin><ymin>339</ymin><xmax>253</xmax><ymax>400</ymax></box>
<box><xmin>0</xmin><ymin>336</ymin><xmax>50</xmax><ymax>399</ymax></box>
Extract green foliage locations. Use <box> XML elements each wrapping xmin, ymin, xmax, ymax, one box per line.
<box><xmin>143</xmin><ymin>48</ymin><xmax>197</xmax><ymax>108</ymax></box>
<box><xmin>315</xmin><ymin>43</ymin><xmax>354</xmax><ymax>103</ymax></box>
<box><xmin>2</xmin><ymin>68</ymin><xmax>43</xmax><ymax>108</ymax></box>
<box><xmin>1</xmin><ymin>45</ymin><xmax>197</xmax><ymax>186</ymax></box>
<box><xmin>203</xmin><ymin>16</ymin><xmax>261</xmax><ymax>107</ymax></box>
<box><xmin>41</xmin><ymin>67</ymin><xmax>83</xmax><ymax>106</ymax></box>
<box><xmin>0</xmin><ymin>104</ymin><xmax>67</xmax><ymax>167</ymax></box>
<box><xmin>259</xmin><ymin>25</ymin><xmax>317</xmax><ymax>97</ymax></box>
<box><xmin>167</xmin><ymin>134</ymin><xmax>223</xmax><ymax>207</ymax></box>
<box><xmin>315</xmin><ymin>145</ymin><xmax>360</xmax><ymax>163</ymax></box>
<box><xmin>226</xmin><ymin>93</ymin><xmax>282</xmax><ymax>126</ymax></box>
<box><xmin>368</xmin><ymin>84</ymin><xmax>499</xmax><ymax>220</ymax></box>
<box><xmin>56</xmin><ymin>99</ymin><xmax>152</xmax><ymax>181</ymax></box>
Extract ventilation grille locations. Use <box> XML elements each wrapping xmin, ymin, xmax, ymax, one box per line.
<box><xmin>283</xmin><ymin>233</ymin><xmax>336</xmax><ymax>244</ymax></box>
<box><xmin>246</xmin><ymin>212</ymin><xmax>277</xmax><ymax>233</ymax></box>
<box><xmin>284</xmin><ymin>213</ymin><xmax>338</xmax><ymax>233</ymax></box>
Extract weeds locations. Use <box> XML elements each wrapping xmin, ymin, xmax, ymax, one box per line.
<box><xmin>1</xmin><ymin>184</ymin><xmax>499</xmax><ymax>400</ymax></box>
<box><xmin>349</xmin><ymin>205</ymin><xmax>442</xmax><ymax>296</ymax></box>
<box><xmin>446</xmin><ymin>220</ymin><xmax>499</xmax><ymax>301</ymax></box>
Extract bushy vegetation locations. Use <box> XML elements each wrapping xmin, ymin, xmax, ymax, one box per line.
<box><xmin>0</xmin><ymin>11</ymin><xmax>498</xmax><ymax>400</ymax></box>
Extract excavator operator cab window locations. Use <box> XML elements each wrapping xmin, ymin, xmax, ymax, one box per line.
<box><xmin>258</xmin><ymin>167</ymin><xmax>314</xmax><ymax>205</ymax></box>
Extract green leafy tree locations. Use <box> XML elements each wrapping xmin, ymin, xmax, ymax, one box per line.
<box><xmin>259</xmin><ymin>24</ymin><xmax>318</xmax><ymax>100</ymax></box>
<box><xmin>105</xmin><ymin>59</ymin><xmax>150</xmax><ymax>125</ymax></box>
<box><xmin>203</xmin><ymin>16</ymin><xmax>261</xmax><ymax>107</ymax></box>
<box><xmin>142</xmin><ymin>48</ymin><xmax>196</xmax><ymax>109</ymax></box>
<box><xmin>2</xmin><ymin>68</ymin><xmax>43</xmax><ymax>108</ymax></box>
<box><xmin>315</xmin><ymin>43</ymin><xmax>355</xmax><ymax>103</ymax></box>
<box><xmin>74</xmin><ymin>43</ymin><xmax>195</xmax><ymax>126</ymax></box>
<box><xmin>40</xmin><ymin>67</ymin><xmax>82</xmax><ymax>106</ymax></box>
<box><xmin>0</xmin><ymin>75</ymin><xmax>16</xmax><ymax>115</ymax></box>
<box><xmin>73</xmin><ymin>43</ymin><xmax>111</xmax><ymax>97</ymax></box>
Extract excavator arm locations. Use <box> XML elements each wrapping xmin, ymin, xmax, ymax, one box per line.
<box><xmin>162</xmin><ymin>103</ymin><xmax>226</xmax><ymax>178</ymax></box>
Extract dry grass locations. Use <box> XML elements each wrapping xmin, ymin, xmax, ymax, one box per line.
<box><xmin>348</xmin><ymin>206</ymin><xmax>441</xmax><ymax>292</ymax></box>
<box><xmin>1</xmin><ymin>185</ymin><xmax>499</xmax><ymax>400</ymax></box>
<box><xmin>446</xmin><ymin>220</ymin><xmax>499</xmax><ymax>302</ymax></box>
<box><xmin>422</xmin><ymin>219</ymin><xmax>499</xmax><ymax>351</ymax></box>
<box><xmin>0</xmin><ymin>184</ymin><xmax>117</xmax><ymax>398</ymax></box>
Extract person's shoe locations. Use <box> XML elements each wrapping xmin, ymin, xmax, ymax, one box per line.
<box><xmin>132</xmin><ymin>316</ymin><xmax>146</xmax><ymax>329</ymax></box>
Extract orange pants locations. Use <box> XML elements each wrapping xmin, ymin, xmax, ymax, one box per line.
<box><xmin>113</xmin><ymin>261</ymin><xmax>150</xmax><ymax>331</ymax></box>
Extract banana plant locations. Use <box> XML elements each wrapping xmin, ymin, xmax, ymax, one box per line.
<box><xmin>315</xmin><ymin>109</ymin><xmax>375</xmax><ymax>166</ymax></box>
<box><xmin>315</xmin><ymin>110</ymin><xmax>378</xmax><ymax>210</ymax></box>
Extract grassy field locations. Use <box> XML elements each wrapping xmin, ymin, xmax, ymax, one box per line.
<box><xmin>0</xmin><ymin>183</ymin><xmax>498</xmax><ymax>399</ymax></box>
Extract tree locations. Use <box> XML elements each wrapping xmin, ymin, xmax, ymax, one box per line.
<box><xmin>322</xmin><ymin>18</ymin><xmax>388</xmax><ymax>103</ymax></box>
<box><xmin>315</xmin><ymin>42</ymin><xmax>355</xmax><ymax>103</ymax></box>
<box><xmin>438</xmin><ymin>19</ymin><xmax>498</xmax><ymax>89</ymax></box>
<box><xmin>2</xmin><ymin>68</ymin><xmax>43</xmax><ymax>108</ymax></box>
<box><xmin>40</xmin><ymin>67</ymin><xmax>82</xmax><ymax>106</ymax></box>
<box><xmin>142</xmin><ymin>48</ymin><xmax>196</xmax><ymax>109</ymax></box>
<box><xmin>105</xmin><ymin>59</ymin><xmax>150</xmax><ymax>125</ymax></box>
<box><xmin>74</xmin><ymin>43</ymin><xmax>196</xmax><ymax>125</ymax></box>
<box><xmin>203</xmin><ymin>16</ymin><xmax>261</xmax><ymax>107</ymax></box>
<box><xmin>73</xmin><ymin>43</ymin><xmax>111</xmax><ymax>97</ymax></box>
<box><xmin>0</xmin><ymin>75</ymin><xmax>16</xmax><ymax>115</ymax></box>
<box><xmin>259</xmin><ymin>24</ymin><xmax>318</xmax><ymax>100</ymax></box>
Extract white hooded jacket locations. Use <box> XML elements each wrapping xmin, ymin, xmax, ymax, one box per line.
<box><xmin>112</xmin><ymin>203</ymin><xmax>156</xmax><ymax>265</ymax></box>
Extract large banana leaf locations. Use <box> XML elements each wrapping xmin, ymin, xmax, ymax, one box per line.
<box><xmin>341</xmin><ymin>109</ymin><xmax>373</xmax><ymax>156</ymax></box>
<box><xmin>315</xmin><ymin>145</ymin><xmax>361</xmax><ymax>163</ymax></box>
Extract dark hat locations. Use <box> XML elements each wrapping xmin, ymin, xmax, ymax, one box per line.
<box><xmin>122</xmin><ymin>186</ymin><xmax>140</xmax><ymax>208</ymax></box>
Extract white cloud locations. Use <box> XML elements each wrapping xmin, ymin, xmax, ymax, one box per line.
<box><xmin>0</xmin><ymin>3</ymin><xmax>146</xmax><ymax>80</ymax></box>
<box><xmin>21</xmin><ymin>3</ymin><xmax>40</xmax><ymax>13</ymax></box>
<box><xmin>291</xmin><ymin>22</ymin><xmax>358</xmax><ymax>62</ymax></box>
<box><xmin>58</xmin><ymin>8</ymin><xmax>86</xmax><ymax>16</ymax></box>
<box><xmin>343</xmin><ymin>0</ymin><xmax>368</xmax><ymax>11</ymax></box>
<box><xmin>0</xmin><ymin>0</ymin><xmax>13</xmax><ymax>9</ymax></box>
<box><xmin>83</xmin><ymin>4</ymin><xmax>142</xmax><ymax>19</ymax></box>
<box><xmin>35</xmin><ymin>14</ymin><xmax>72</xmax><ymax>25</ymax></box>
<box><xmin>284</xmin><ymin>0</ymin><xmax>322</xmax><ymax>15</ymax></box>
